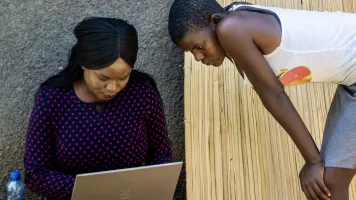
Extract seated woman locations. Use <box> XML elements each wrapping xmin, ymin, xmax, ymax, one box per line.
<box><xmin>24</xmin><ymin>17</ymin><xmax>172</xmax><ymax>200</ymax></box>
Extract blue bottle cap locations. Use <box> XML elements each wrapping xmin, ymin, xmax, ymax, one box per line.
<box><xmin>10</xmin><ymin>171</ymin><xmax>21</xmax><ymax>179</ymax></box>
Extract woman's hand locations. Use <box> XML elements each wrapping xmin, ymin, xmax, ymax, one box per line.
<box><xmin>299</xmin><ymin>161</ymin><xmax>331</xmax><ymax>200</ymax></box>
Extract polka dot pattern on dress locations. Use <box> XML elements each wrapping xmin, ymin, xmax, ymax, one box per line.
<box><xmin>24</xmin><ymin>80</ymin><xmax>172</xmax><ymax>200</ymax></box>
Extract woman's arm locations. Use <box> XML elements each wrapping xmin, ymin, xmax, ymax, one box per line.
<box><xmin>24</xmin><ymin>88</ymin><xmax>75</xmax><ymax>200</ymax></box>
<box><xmin>144</xmin><ymin>83</ymin><xmax>173</xmax><ymax>165</ymax></box>
<box><xmin>216</xmin><ymin>14</ymin><xmax>321</xmax><ymax>164</ymax></box>
<box><xmin>216</xmin><ymin>14</ymin><xmax>331</xmax><ymax>199</ymax></box>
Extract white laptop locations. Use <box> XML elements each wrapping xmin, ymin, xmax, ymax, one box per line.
<box><xmin>71</xmin><ymin>162</ymin><xmax>183</xmax><ymax>200</ymax></box>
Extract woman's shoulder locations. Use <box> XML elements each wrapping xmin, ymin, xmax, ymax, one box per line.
<box><xmin>34</xmin><ymin>86</ymin><xmax>73</xmax><ymax>104</ymax></box>
<box><xmin>127</xmin><ymin>79</ymin><xmax>159</xmax><ymax>96</ymax></box>
<box><xmin>127</xmin><ymin>70</ymin><xmax>160</xmax><ymax>95</ymax></box>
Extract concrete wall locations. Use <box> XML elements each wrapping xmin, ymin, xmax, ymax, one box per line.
<box><xmin>0</xmin><ymin>0</ymin><xmax>185</xmax><ymax>199</ymax></box>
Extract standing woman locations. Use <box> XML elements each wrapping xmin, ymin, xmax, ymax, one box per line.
<box><xmin>168</xmin><ymin>1</ymin><xmax>356</xmax><ymax>199</ymax></box>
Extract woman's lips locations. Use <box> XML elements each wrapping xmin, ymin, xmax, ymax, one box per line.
<box><xmin>104</xmin><ymin>94</ymin><xmax>114</xmax><ymax>99</ymax></box>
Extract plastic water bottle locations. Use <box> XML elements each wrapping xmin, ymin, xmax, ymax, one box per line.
<box><xmin>5</xmin><ymin>171</ymin><xmax>24</xmax><ymax>200</ymax></box>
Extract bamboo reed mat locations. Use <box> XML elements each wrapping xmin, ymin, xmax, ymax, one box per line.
<box><xmin>184</xmin><ymin>0</ymin><xmax>356</xmax><ymax>199</ymax></box>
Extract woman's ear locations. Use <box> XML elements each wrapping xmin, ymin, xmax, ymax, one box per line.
<box><xmin>210</xmin><ymin>13</ymin><xmax>224</xmax><ymax>25</ymax></box>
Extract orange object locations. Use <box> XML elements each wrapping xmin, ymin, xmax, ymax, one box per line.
<box><xmin>278</xmin><ymin>66</ymin><xmax>311</xmax><ymax>86</ymax></box>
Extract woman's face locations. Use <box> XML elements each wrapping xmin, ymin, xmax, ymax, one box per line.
<box><xmin>178</xmin><ymin>27</ymin><xmax>226</xmax><ymax>67</ymax></box>
<box><xmin>83</xmin><ymin>58</ymin><xmax>132</xmax><ymax>101</ymax></box>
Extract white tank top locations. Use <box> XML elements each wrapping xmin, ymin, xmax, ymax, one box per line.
<box><xmin>228</xmin><ymin>4</ymin><xmax>356</xmax><ymax>87</ymax></box>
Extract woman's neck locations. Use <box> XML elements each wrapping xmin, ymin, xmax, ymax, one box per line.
<box><xmin>73</xmin><ymin>79</ymin><xmax>100</xmax><ymax>103</ymax></box>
